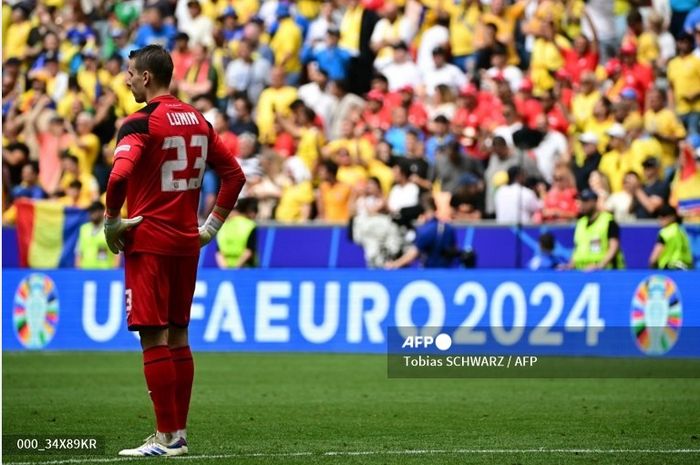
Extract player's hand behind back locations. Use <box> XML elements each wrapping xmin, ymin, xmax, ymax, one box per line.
<box><xmin>104</xmin><ymin>215</ymin><xmax>144</xmax><ymax>254</ymax></box>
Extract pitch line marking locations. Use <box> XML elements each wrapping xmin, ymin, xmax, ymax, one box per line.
<box><xmin>5</xmin><ymin>448</ymin><xmax>700</xmax><ymax>465</ymax></box>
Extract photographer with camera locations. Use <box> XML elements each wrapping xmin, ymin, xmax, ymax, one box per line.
<box><xmin>385</xmin><ymin>194</ymin><xmax>464</xmax><ymax>269</ymax></box>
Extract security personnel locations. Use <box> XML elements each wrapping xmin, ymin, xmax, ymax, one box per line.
<box><xmin>215</xmin><ymin>198</ymin><xmax>258</xmax><ymax>268</ymax></box>
<box><xmin>569</xmin><ymin>189</ymin><xmax>626</xmax><ymax>270</ymax></box>
<box><xmin>649</xmin><ymin>205</ymin><xmax>694</xmax><ymax>270</ymax></box>
<box><xmin>76</xmin><ymin>201</ymin><xmax>119</xmax><ymax>269</ymax></box>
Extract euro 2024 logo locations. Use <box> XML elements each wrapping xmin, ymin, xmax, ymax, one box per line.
<box><xmin>13</xmin><ymin>273</ymin><xmax>60</xmax><ymax>349</ymax></box>
<box><xmin>631</xmin><ymin>275</ymin><xmax>682</xmax><ymax>356</ymax></box>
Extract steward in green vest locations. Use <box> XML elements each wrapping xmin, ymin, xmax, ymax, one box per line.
<box><xmin>76</xmin><ymin>201</ymin><xmax>119</xmax><ymax>269</ymax></box>
<box><xmin>570</xmin><ymin>189</ymin><xmax>625</xmax><ymax>270</ymax></box>
<box><xmin>215</xmin><ymin>198</ymin><xmax>258</xmax><ymax>268</ymax></box>
<box><xmin>649</xmin><ymin>205</ymin><xmax>694</xmax><ymax>270</ymax></box>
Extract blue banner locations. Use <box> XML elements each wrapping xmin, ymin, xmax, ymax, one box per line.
<box><xmin>4</xmin><ymin>224</ymin><xmax>700</xmax><ymax>269</ymax></box>
<box><xmin>4</xmin><ymin>269</ymin><xmax>699</xmax><ymax>357</ymax></box>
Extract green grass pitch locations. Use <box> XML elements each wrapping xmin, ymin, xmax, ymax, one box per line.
<box><xmin>3</xmin><ymin>352</ymin><xmax>700</xmax><ymax>464</ymax></box>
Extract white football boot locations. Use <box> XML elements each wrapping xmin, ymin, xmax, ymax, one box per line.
<box><xmin>118</xmin><ymin>432</ymin><xmax>188</xmax><ymax>457</ymax></box>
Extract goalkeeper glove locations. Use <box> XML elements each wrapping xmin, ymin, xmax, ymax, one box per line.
<box><xmin>198</xmin><ymin>212</ymin><xmax>224</xmax><ymax>247</ymax></box>
<box><xmin>104</xmin><ymin>215</ymin><xmax>143</xmax><ymax>254</ymax></box>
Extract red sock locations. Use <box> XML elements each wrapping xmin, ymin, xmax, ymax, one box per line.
<box><xmin>143</xmin><ymin>345</ymin><xmax>178</xmax><ymax>433</ymax></box>
<box><xmin>171</xmin><ymin>346</ymin><xmax>194</xmax><ymax>430</ymax></box>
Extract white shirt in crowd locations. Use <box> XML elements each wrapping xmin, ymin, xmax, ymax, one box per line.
<box><xmin>532</xmin><ymin>130</ymin><xmax>569</xmax><ymax>184</ymax></box>
<box><xmin>422</xmin><ymin>63</ymin><xmax>467</xmax><ymax>96</ymax></box>
<box><xmin>494</xmin><ymin>183</ymin><xmax>541</xmax><ymax>224</ymax></box>
<box><xmin>381</xmin><ymin>60</ymin><xmax>423</xmax><ymax>91</ymax></box>
<box><xmin>388</xmin><ymin>182</ymin><xmax>420</xmax><ymax>214</ymax></box>
<box><xmin>416</xmin><ymin>24</ymin><xmax>449</xmax><ymax>71</ymax></box>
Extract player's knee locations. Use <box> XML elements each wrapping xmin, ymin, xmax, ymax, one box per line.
<box><xmin>139</xmin><ymin>328</ymin><xmax>168</xmax><ymax>350</ymax></box>
<box><xmin>168</xmin><ymin>326</ymin><xmax>189</xmax><ymax>348</ymax></box>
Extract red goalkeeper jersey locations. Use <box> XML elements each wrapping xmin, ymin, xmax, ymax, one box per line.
<box><xmin>107</xmin><ymin>94</ymin><xmax>245</xmax><ymax>256</ymax></box>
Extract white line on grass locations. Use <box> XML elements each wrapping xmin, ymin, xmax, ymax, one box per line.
<box><xmin>5</xmin><ymin>448</ymin><xmax>700</xmax><ymax>465</ymax></box>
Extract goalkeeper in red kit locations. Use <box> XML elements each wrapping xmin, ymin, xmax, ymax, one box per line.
<box><xmin>104</xmin><ymin>45</ymin><xmax>245</xmax><ymax>457</ymax></box>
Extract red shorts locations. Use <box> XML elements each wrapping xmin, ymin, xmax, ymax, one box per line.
<box><xmin>124</xmin><ymin>253</ymin><xmax>199</xmax><ymax>331</ymax></box>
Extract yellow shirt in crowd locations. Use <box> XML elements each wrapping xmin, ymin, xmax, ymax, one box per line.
<box><xmin>667</xmin><ymin>54</ymin><xmax>700</xmax><ymax>114</ymax></box>
<box><xmin>643</xmin><ymin>108</ymin><xmax>687</xmax><ymax>168</ymax></box>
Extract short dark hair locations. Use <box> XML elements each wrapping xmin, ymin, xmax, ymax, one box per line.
<box><xmin>7</xmin><ymin>142</ymin><xmax>30</xmax><ymax>158</ymax></box>
<box><xmin>68</xmin><ymin>180</ymin><xmax>83</xmax><ymax>190</ymax></box>
<box><xmin>321</xmin><ymin>160</ymin><xmax>339</xmax><ymax>177</ymax></box>
<box><xmin>25</xmin><ymin>160</ymin><xmax>40</xmax><ymax>174</ymax></box>
<box><xmin>128</xmin><ymin>45</ymin><xmax>174</xmax><ymax>87</ymax></box>
<box><xmin>539</xmin><ymin>232</ymin><xmax>555</xmax><ymax>252</ymax></box>
<box><xmin>88</xmin><ymin>200</ymin><xmax>105</xmax><ymax>212</ymax></box>
<box><xmin>235</xmin><ymin>197</ymin><xmax>258</xmax><ymax>214</ymax></box>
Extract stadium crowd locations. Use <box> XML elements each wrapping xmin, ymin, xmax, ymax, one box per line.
<box><xmin>2</xmin><ymin>0</ymin><xmax>700</xmax><ymax>235</ymax></box>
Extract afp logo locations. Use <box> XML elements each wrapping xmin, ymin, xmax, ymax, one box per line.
<box><xmin>402</xmin><ymin>333</ymin><xmax>453</xmax><ymax>351</ymax></box>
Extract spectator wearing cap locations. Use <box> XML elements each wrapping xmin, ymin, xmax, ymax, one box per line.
<box><xmin>573</xmin><ymin>132</ymin><xmax>602</xmax><ymax>192</ymax></box>
<box><xmin>270</xmin><ymin>2</ymin><xmax>304</xmax><ymax>85</ymax></box>
<box><xmin>667</xmin><ymin>33</ymin><xmax>700</xmax><ymax>135</ymax></box>
<box><xmin>370</xmin><ymin>0</ymin><xmax>418</xmax><ymax>69</ymax></box>
<box><xmin>606</xmin><ymin>43</ymin><xmax>652</xmax><ymax>109</ymax></box>
<box><xmin>494</xmin><ymin>166</ymin><xmax>541</xmax><ymax>224</ymax></box>
<box><xmin>312</xmin><ymin>27</ymin><xmax>352</xmax><ymax>81</ymax></box>
<box><xmin>4</xmin><ymin>3</ymin><xmax>32</xmax><ymax>60</ymax></box>
<box><xmin>566</xmin><ymin>188</ymin><xmax>625</xmax><ymax>270</ymax></box>
<box><xmin>134</xmin><ymin>6</ymin><xmax>177</xmax><ymax>50</ymax></box>
<box><xmin>631</xmin><ymin>156</ymin><xmax>670</xmax><ymax>219</ymax></box>
<box><xmin>379</xmin><ymin>42</ymin><xmax>422</xmax><ymax>92</ymax></box>
<box><xmin>599</xmin><ymin>123</ymin><xmax>640</xmax><ymax>193</ymax></box>
<box><xmin>225</xmin><ymin>38</ymin><xmax>272</xmax><ymax>104</ymax></box>
<box><xmin>649</xmin><ymin>204</ymin><xmax>694</xmax><ymax>269</ymax></box>
<box><xmin>218</xmin><ymin>7</ymin><xmax>243</xmax><ymax>42</ymax></box>
<box><xmin>644</xmin><ymin>88</ymin><xmax>687</xmax><ymax>169</ymax></box>
<box><xmin>76</xmin><ymin>201</ymin><xmax>119</xmax><ymax>270</ymax></box>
